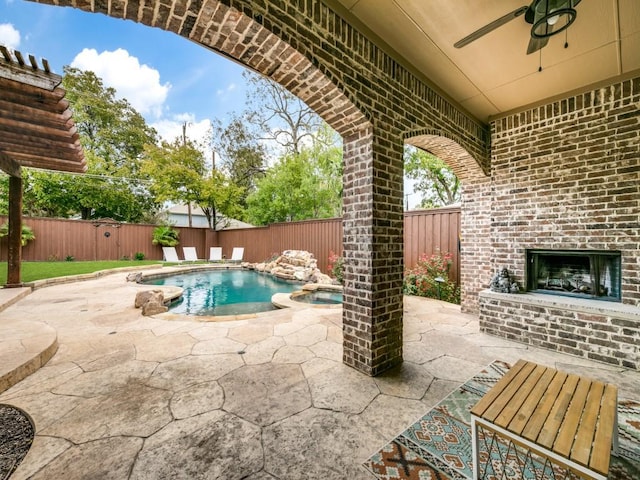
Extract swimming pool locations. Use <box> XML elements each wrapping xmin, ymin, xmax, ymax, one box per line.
<box><xmin>142</xmin><ymin>270</ymin><xmax>301</xmax><ymax>316</ymax></box>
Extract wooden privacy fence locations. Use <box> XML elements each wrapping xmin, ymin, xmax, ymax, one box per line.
<box><xmin>0</xmin><ymin>206</ymin><xmax>460</xmax><ymax>282</ymax></box>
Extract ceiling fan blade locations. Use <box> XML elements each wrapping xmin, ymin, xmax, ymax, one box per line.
<box><xmin>526</xmin><ymin>35</ymin><xmax>549</xmax><ymax>54</ymax></box>
<box><xmin>454</xmin><ymin>5</ymin><xmax>529</xmax><ymax>48</ymax></box>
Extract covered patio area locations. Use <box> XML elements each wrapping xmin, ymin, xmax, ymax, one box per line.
<box><xmin>1</xmin><ymin>269</ymin><xmax>639</xmax><ymax>478</ymax></box>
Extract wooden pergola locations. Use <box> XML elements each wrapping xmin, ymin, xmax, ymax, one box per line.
<box><xmin>0</xmin><ymin>45</ymin><xmax>86</xmax><ymax>287</ymax></box>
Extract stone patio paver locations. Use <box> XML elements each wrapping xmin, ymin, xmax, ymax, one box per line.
<box><xmin>0</xmin><ymin>268</ymin><xmax>639</xmax><ymax>479</ymax></box>
<box><xmin>220</xmin><ymin>363</ymin><xmax>311</xmax><ymax>426</ymax></box>
<box><xmin>131</xmin><ymin>410</ymin><xmax>263</xmax><ymax>480</ymax></box>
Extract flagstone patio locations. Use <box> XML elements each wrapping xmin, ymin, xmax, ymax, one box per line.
<box><xmin>1</xmin><ymin>268</ymin><xmax>639</xmax><ymax>479</ymax></box>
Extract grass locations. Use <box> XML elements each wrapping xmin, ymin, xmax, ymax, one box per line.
<box><xmin>0</xmin><ymin>260</ymin><xmax>165</xmax><ymax>285</ymax></box>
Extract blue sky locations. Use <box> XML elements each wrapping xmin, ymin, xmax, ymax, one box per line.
<box><xmin>1</xmin><ymin>0</ymin><xmax>250</xmax><ymax>144</ymax></box>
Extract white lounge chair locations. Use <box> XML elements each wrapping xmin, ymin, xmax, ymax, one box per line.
<box><xmin>162</xmin><ymin>246</ymin><xmax>182</xmax><ymax>263</ymax></box>
<box><xmin>183</xmin><ymin>247</ymin><xmax>201</xmax><ymax>262</ymax></box>
<box><xmin>209</xmin><ymin>247</ymin><xmax>223</xmax><ymax>262</ymax></box>
<box><xmin>230</xmin><ymin>247</ymin><xmax>244</xmax><ymax>263</ymax></box>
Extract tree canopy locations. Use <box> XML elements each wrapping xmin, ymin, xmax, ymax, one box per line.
<box><xmin>245</xmin><ymin>125</ymin><xmax>342</xmax><ymax>225</ymax></box>
<box><xmin>142</xmin><ymin>136</ymin><xmax>245</xmax><ymax>230</ymax></box>
<box><xmin>404</xmin><ymin>146</ymin><xmax>460</xmax><ymax>208</ymax></box>
<box><xmin>242</xmin><ymin>70</ymin><xmax>322</xmax><ymax>156</ymax></box>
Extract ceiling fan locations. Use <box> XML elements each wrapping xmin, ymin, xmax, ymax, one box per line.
<box><xmin>454</xmin><ymin>0</ymin><xmax>581</xmax><ymax>54</ymax></box>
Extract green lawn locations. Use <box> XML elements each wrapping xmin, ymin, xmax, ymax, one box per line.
<box><xmin>0</xmin><ymin>260</ymin><xmax>164</xmax><ymax>285</ymax></box>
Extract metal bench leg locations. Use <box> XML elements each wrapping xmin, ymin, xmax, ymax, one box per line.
<box><xmin>471</xmin><ymin>415</ymin><xmax>479</xmax><ymax>480</ymax></box>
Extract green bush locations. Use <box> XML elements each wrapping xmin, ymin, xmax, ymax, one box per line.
<box><xmin>134</xmin><ymin>252</ymin><xmax>145</xmax><ymax>261</ymax></box>
<box><xmin>403</xmin><ymin>250</ymin><xmax>460</xmax><ymax>304</ymax></box>
<box><xmin>152</xmin><ymin>225</ymin><xmax>179</xmax><ymax>247</ymax></box>
<box><xmin>65</xmin><ymin>255</ymin><xmax>75</xmax><ymax>262</ymax></box>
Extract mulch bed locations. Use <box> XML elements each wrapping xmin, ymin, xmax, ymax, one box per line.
<box><xmin>0</xmin><ymin>404</ymin><xmax>34</xmax><ymax>480</ymax></box>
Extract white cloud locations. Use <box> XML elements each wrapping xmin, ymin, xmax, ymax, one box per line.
<box><xmin>71</xmin><ymin>48</ymin><xmax>170</xmax><ymax>118</ymax></box>
<box><xmin>216</xmin><ymin>82</ymin><xmax>237</xmax><ymax>97</ymax></box>
<box><xmin>0</xmin><ymin>23</ymin><xmax>21</xmax><ymax>50</ymax></box>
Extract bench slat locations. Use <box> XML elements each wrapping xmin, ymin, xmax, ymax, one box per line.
<box><xmin>509</xmin><ymin>367</ymin><xmax>556</xmax><ymax>435</ymax></box>
<box><xmin>570</xmin><ymin>381</ymin><xmax>605</xmax><ymax>467</ymax></box>
<box><xmin>589</xmin><ymin>384</ymin><xmax>618</xmax><ymax>474</ymax></box>
<box><xmin>521</xmin><ymin>370</ymin><xmax>568</xmax><ymax>443</ymax></box>
<box><xmin>496</xmin><ymin>363</ymin><xmax>547</xmax><ymax>429</ymax></box>
<box><xmin>537</xmin><ymin>373</ymin><xmax>579</xmax><ymax>449</ymax></box>
<box><xmin>553</xmin><ymin>377</ymin><xmax>592</xmax><ymax>457</ymax></box>
<box><xmin>471</xmin><ymin>359</ymin><xmax>527</xmax><ymax>417</ymax></box>
<box><xmin>481</xmin><ymin>361</ymin><xmax>537</xmax><ymax>423</ymax></box>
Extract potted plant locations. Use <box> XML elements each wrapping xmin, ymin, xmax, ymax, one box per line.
<box><xmin>0</xmin><ymin>223</ymin><xmax>36</xmax><ymax>246</ymax></box>
<box><xmin>151</xmin><ymin>225</ymin><xmax>179</xmax><ymax>247</ymax></box>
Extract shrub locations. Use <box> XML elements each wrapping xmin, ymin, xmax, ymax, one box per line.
<box><xmin>65</xmin><ymin>255</ymin><xmax>75</xmax><ymax>262</ymax></box>
<box><xmin>0</xmin><ymin>223</ymin><xmax>35</xmax><ymax>246</ymax></box>
<box><xmin>134</xmin><ymin>252</ymin><xmax>145</xmax><ymax>261</ymax></box>
<box><xmin>403</xmin><ymin>250</ymin><xmax>460</xmax><ymax>304</ymax></box>
<box><xmin>327</xmin><ymin>250</ymin><xmax>344</xmax><ymax>284</ymax></box>
<box><xmin>152</xmin><ymin>225</ymin><xmax>179</xmax><ymax>247</ymax></box>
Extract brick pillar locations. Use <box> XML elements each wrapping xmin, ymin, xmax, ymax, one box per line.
<box><xmin>460</xmin><ymin>177</ymin><xmax>492</xmax><ymax>313</ymax></box>
<box><xmin>342</xmin><ymin>127</ymin><xmax>404</xmax><ymax>376</ymax></box>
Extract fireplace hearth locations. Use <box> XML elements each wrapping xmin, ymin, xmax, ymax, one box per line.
<box><xmin>526</xmin><ymin>250</ymin><xmax>621</xmax><ymax>302</ymax></box>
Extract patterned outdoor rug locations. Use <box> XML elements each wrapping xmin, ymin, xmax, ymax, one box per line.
<box><xmin>363</xmin><ymin>360</ymin><xmax>640</xmax><ymax>480</ymax></box>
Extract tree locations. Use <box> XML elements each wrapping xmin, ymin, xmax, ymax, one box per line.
<box><xmin>61</xmin><ymin>67</ymin><xmax>160</xmax><ymax>221</ymax></box>
<box><xmin>404</xmin><ymin>146</ymin><xmax>460</xmax><ymax>208</ymax></box>
<box><xmin>245</xmin><ymin>126</ymin><xmax>342</xmax><ymax>225</ymax></box>
<box><xmin>243</xmin><ymin>70</ymin><xmax>322</xmax><ymax>156</ymax></box>
<box><xmin>210</xmin><ymin>113</ymin><xmax>266</xmax><ymax>201</ymax></box>
<box><xmin>143</xmin><ymin>137</ymin><xmax>245</xmax><ymax>230</ymax></box>
<box><xmin>199</xmin><ymin>171</ymin><xmax>245</xmax><ymax>230</ymax></box>
<box><xmin>142</xmin><ymin>138</ymin><xmax>207</xmax><ymax>212</ymax></box>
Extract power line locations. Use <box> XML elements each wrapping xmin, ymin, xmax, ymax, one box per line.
<box><xmin>0</xmin><ymin>168</ymin><xmax>153</xmax><ymax>184</ymax></box>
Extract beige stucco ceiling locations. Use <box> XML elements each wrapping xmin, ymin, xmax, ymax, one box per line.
<box><xmin>327</xmin><ymin>0</ymin><xmax>640</xmax><ymax>123</ymax></box>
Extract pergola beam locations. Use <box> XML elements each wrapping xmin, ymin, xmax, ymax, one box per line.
<box><xmin>0</xmin><ymin>152</ymin><xmax>21</xmax><ymax>178</ymax></box>
<box><xmin>0</xmin><ymin>45</ymin><xmax>60</xmax><ymax>90</ymax></box>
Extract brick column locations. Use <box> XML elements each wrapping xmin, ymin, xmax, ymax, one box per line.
<box><xmin>460</xmin><ymin>177</ymin><xmax>492</xmax><ymax>313</ymax></box>
<box><xmin>342</xmin><ymin>127</ymin><xmax>404</xmax><ymax>376</ymax></box>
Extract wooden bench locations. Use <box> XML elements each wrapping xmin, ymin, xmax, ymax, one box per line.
<box><xmin>470</xmin><ymin>359</ymin><xmax>618</xmax><ymax>480</ymax></box>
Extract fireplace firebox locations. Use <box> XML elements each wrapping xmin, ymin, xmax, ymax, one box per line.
<box><xmin>526</xmin><ymin>250</ymin><xmax>621</xmax><ymax>302</ymax></box>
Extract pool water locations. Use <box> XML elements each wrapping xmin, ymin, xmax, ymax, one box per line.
<box><xmin>293</xmin><ymin>290</ymin><xmax>343</xmax><ymax>305</ymax></box>
<box><xmin>143</xmin><ymin>270</ymin><xmax>301</xmax><ymax>316</ymax></box>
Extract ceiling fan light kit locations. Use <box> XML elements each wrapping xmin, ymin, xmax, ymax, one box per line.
<box><xmin>531</xmin><ymin>5</ymin><xmax>577</xmax><ymax>39</ymax></box>
<box><xmin>454</xmin><ymin>0</ymin><xmax>580</xmax><ymax>54</ymax></box>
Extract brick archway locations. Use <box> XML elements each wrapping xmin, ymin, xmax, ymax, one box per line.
<box><xmin>404</xmin><ymin>131</ymin><xmax>491</xmax><ymax>314</ymax></box>
<box><xmin>405</xmin><ymin>131</ymin><xmax>488</xmax><ymax>182</ymax></box>
<box><xmin>34</xmin><ymin>0</ymin><xmax>492</xmax><ymax>375</ymax></box>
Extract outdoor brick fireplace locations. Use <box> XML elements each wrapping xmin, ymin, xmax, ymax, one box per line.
<box><xmin>527</xmin><ymin>249</ymin><xmax>621</xmax><ymax>302</ymax></box>
<box><xmin>469</xmin><ymin>75</ymin><xmax>640</xmax><ymax>370</ymax></box>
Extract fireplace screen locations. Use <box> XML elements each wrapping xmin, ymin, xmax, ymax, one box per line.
<box><xmin>527</xmin><ymin>250</ymin><xmax>621</xmax><ymax>301</ymax></box>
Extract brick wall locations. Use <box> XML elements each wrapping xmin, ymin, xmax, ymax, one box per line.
<box><xmin>476</xmin><ymin>76</ymin><xmax>640</xmax><ymax>368</ymax></box>
<box><xmin>479</xmin><ymin>292</ymin><xmax>640</xmax><ymax>369</ymax></box>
